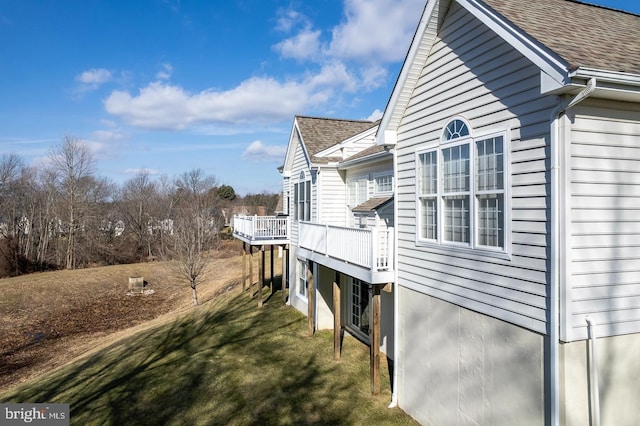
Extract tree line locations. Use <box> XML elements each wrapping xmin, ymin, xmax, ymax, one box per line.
<box><xmin>0</xmin><ymin>136</ymin><xmax>280</xmax><ymax>279</ymax></box>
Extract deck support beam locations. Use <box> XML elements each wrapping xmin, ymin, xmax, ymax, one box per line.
<box><xmin>282</xmin><ymin>245</ymin><xmax>288</xmax><ymax>303</ymax></box>
<box><xmin>258</xmin><ymin>245</ymin><xmax>265</xmax><ymax>307</ymax></box>
<box><xmin>270</xmin><ymin>245</ymin><xmax>274</xmax><ymax>294</ymax></box>
<box><xmin>307</xmin><ymin>260</ymin><xmax>315</xmax><ymax>336</ymax></box>
<box><xmin>249</xmin><ymin>245</ymin><xmax>254</xmax><ymax>298</ymax></box>
<box><xmin>370</xmin><ymin>284</ymin><xmax>382</xmax><ymax>395</ymax></box>
<box><xmin>333</xmin><ymin>271</ymin><xmax>341</xmax><ymax>360</ymax></box>
<box><xmin>242</xmin><ymin>242</ymin><xmax>247</xmax><ymax>293</ymax></box>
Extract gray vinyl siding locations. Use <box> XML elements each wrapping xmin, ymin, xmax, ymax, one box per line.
<box><xmin>290</xmin><ymin>130</ymin><xmax>310</xmax><ymax>245</ymax></box>
<box><xmin>395</xmin><ymin>3</ymin><xmax>557</xmax><ymax>334</ymax></box>
<box><xmin>567</xmin><ymin>100</ymin><xmax>640</xmax><ymax>340</ymax></box>
<box><xmin>318</xmin><ymin>167</ymin><xmax>347</xmax><ymax>226</ymax></box>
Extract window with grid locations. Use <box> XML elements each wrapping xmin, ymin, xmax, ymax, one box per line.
<box><xmin>347</xmin><ymin>176</ymin><xmax>368</xmax><ymax>207</ymax></box>
<box><xmin>416</xmin><ymin>118</ymin><xmax>507</xmax><ymax>252</ymax></box>
<box><xmin>350</xmin><ymin>278</ymin><xmax>369</xmax><ymax>335</ymax></box>
<box><xmin>418</xmin><ymin>150</ymin><xmax>437</xmax><ymax>240</ymax></box>
<box><xmin>374</xmin><ymin>174</ymin><xmax>393</xmax><ymax>194</ymax></box>
<box><xmin>298</xmin><ymin>260</ymin><xmax>307</xmax><ymax>299</ymax></box>
<box><xmin>295</xmin><ymin>172</ymin><xmax>311</xmax><ymax>221</ymax></box>
<box><xmin>476</xmin><ymin>136</ymin><xmax>504</xmax><ymax>248</ymax></box>
<box><xmin>442</xmin><ymin>143</ymin><xmax>470</xmax><ymax>244</ymax></box>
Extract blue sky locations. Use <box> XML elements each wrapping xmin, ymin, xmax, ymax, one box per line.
<box><xmin>1</xmin><ymin>0</ymin><xmax>638</xmax><ymax>195</ymax></box>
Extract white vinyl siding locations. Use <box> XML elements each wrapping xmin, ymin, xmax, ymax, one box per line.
<box><xmin>566</xmin><ymin>101</ymin><xmax>640</xmax><ymax>340</ymax></box>
<box><xmin>395</xmin><ymin>3</ymin><xmax>555</xmax><ymax>334</ymax></box>
<box><xmin>318</xmin><ymin>168</ymin><xmax>347</xmax><ymax>226</ymax></box>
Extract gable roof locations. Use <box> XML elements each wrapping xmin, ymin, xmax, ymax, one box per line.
<box><xmin>295</xmin><ymin>116</ymin><xmax>378</xmax><ymax>164</ymax></box>
<box><xmin>377</xmin><ymin>0</ymin><xmax>640</xmax><ymax>146</ymax></box>
<box><xmin>482</xmin><ymin>0</ymin><xmax>640</xmax><ymax>74</ymax></box>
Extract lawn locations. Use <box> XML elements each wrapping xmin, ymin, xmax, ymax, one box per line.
<box><xmin>1</xmin><ymin>284</ymin><xmax>417</xmax><ymax>425</ymax></box>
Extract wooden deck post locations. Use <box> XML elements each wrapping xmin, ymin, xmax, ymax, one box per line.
<box><xmin>242</xmin><ymin>242</ymin><xmax>247</xmax><ymax>293</ymax></box>
<box><xmin>249</xmin><ymin>245</ymin><xmax>254</xmax><ymax>299</ymax></box>
<box><xmin>259</xmin><ymin>245</ymin><xmax>265</xmax><ymax>307</ymax></box>
<box><xmin>282</xmin><ymin>245</ymin><xmax>288</xmax><ymax>303</ymax></box>
<box><xmin>307</xmin><ymin>260</ymin><xmax>314</xmax><ymax>336</ymax></box>
<box><xmin>333</xmin><ymin>271</ymin><xmax>341</xmax><ymax>360</ymax></box>
<box><xmin>370</xmin><ymin>284</ymin><xmax>381</xmax><ymax>395</ymax></box>
<box><xmin>270</xmin><ymin>245</ymin><xmax>274</xmax><ymax>294</ymax></box>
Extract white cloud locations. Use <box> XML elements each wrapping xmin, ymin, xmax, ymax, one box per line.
<box><xmin>275</xmin><ymin>9</ymin><xmax>307</xmax><ymax>32</ymax></box>
<box><xmin>274</xmin><ymin>27</ymin><xmax>322</xmax><ymax>61</ymax></box>
<box><xmin>327</xmin><ymin>0</ymin><xmax>424</xmax><ymax>63</ymax></box>
<box><xmin>104</xmin><ymin>69</ymin><xmax>353</xmax><ymax>130</ymax></box>
<box><xmin>91</xmin><ymin>130</ymin><xmax>129</xmax><ymax>142</ymax></box>
<box><xmin>76</xmin><ymin>68</ymin><xmax>112</xmax><ymax>84</ymax></box>
<box><xmin>156</xmin><ymin>63</ymin><xmax>173</xmax><ymax>80</ymax></box>
<box><xmin>366</xmin><ymin>109</ymin><xmax>384</xmax><ymax>121</ymax></box>
<box><xmin>125</xmin><ymin>167</ymin><xmax>159</xmax><ymax>176</ymax></box>
<box><xmin>242</xmin><ymin>140</ymin><xmax>287</xmax><ymax>162</ymax></box>
<box><xmin>73</xmin><ymin>68</ymin><xmax>113</xmax><ymax>96</ymax></box>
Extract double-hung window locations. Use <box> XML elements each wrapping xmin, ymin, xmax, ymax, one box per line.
<box><xmin>347</xmin><ymin>176</ymin><xmax>368</xmax><ymax>207</ymax></box>
<box><xmin>374</xmin><ymin>173</ymin><xmax>393</xmax><ymax>195</ymax></box>
<box><xmin>298</xmin><ymin>260</ymin><xmax>308</xmax><ymax>299</ymax></box>
<box><xmin>294</xmin><ymin>171</ymin><xmax>311</xmax><ymax>221</ymax></box>
<box><xmin>417</xmin><ymin>118</ymin><xmax>507</xmax><ymax>252</ymax></box>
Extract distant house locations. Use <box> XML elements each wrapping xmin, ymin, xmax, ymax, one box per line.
<box><xmin>376</xmin><ymin>0</ymin><xmax>640</xmax><ymax>424</ymax></box>
<box><xmin>234</xmin><ymin>115</ymin><xmax>395</xmax><ymax>394</ymax></box>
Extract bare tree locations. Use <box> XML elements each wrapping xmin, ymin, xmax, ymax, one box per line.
<box><xmin>48</xmin><ymin>136</ymin><xmax>96</xmax><ymax>269</ymax></box>
<box><xmin>116</xmin><ymin>170</ymin><xmax>161</xmax><ymax>260</ymax></box>
<box><xmin>169</xmin><ymin>169</ymin><xmax>221</xmax><ymax>306</ymax></box>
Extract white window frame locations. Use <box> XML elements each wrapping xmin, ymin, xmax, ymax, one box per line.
<box><xmin>374</xmin><ymin>172</ymin><xmax>394</xmax><ymax>196</ymax></box>
<box><xmin>294</xmin><ymin>171</ymin><xmax>311</xmax><ymax>222</ymax></box>
<box><xmin>347</xmin><ymin>174</ymin><xmax>369</xmax><ymax>207</ymax></box>
<box><xmin>348</xmin><ymin>277</ymin><xmax>370</xmax><ymax>341</ymax></box>
<box><xmin>415</xmin><ymin>117</ymin><xmax>511</xmax><ymax>257</ymax></box>
<box><xmin>297</xmin><ymin>259</ymin><xmax>308</xmax><ymax>300</ymax></box>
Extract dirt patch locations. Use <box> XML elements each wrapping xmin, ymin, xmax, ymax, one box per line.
<box><xmin>0</xmin><ymin>240</ymin><xmax>272</xmax><ymax>391</ymax></box>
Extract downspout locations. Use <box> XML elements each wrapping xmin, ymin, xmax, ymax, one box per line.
<box><xmin>549</xmin><ymin>77</ymin><xmax>596</xmax><ymax>426</ymax></box>
<box><xmin>388</xmin><ymin>146</ymin><xmax>399</xmax><ymax>409</ymax></box>
<box><xmin>585</xmin><ymin>316</ymin><xmax>601</xmax><ymax>426</ymax></box>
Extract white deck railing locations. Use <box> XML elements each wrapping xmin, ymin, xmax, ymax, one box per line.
<box><xmin>232</xmin><ymin>215</ymin><xmax>289</xmax><ymax>241</ymax></box>
<box><xmin>299</xmin><ymin>222</ymin><xmax>394</xmax><ymax>271</ymax></box>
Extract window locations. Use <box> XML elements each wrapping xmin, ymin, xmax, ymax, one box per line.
<box><xmin>349</xmin><ymin>278</ymin><xmax>369</xmax><ymax>335</ymax></box>
<box><xmin>294</xmin><ymin>172</ymin><xmax>311</xmax><ymax>221</ymax></box>
<box><xmin>374</xmin><ymin>173</ymin><xmax>393</xmax><ymax>194</ymax></box>
<box><xmin>417</xmin><ymin>118</ymin><xmax>507</xmax><ymax>251</ymax></box>
<box><xmin>347</xmin><ymin>176</ymin><xmax>368</xmax><ymax>207</ymax></box>
<box><xmin>298</xmin><ymin>260</ymin><xmax>308</xmax><ymax>299</ymax></box>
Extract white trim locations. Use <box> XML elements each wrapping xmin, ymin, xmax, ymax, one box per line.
<box><xmin>376</xmin><ymin>0</ymin><xmax>433</xmax><ymax>147</ymax></box>
<box><xmin>414</xmin><ymin>123</ymin><xmax>512</xmax><ymax>258</ymax></box>
<box><xmin>373</xmin><ymin>171</ymin><xmax>394</xmax><ymax>196</ymax></box>
<box><xmin>458</xmin><ymin>0</ymin><xmax>567</xmax><ymax>85</ymax></box>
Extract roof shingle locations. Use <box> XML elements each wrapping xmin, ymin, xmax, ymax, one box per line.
<box><xmin>483</xmin><ymin>0</ymin><xmax>640</xmax><ymax>74</ymax></box>
<box><xmin>295</xmin><ymin>116</ymin><xmax>378</xmax><ymax>164</ymax></box>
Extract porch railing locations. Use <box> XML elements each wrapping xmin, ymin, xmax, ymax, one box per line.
<box><xmin>232</xmin><ymin>215</ymin><xmax>289</xmax><ymax>241</ymax></box>
<box><xmin>299</xmin><ymin>222</ymin><xmax>394</xmax><ymax>271</ymax></box>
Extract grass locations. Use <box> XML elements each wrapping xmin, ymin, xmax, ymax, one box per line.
<box><xmin>1</xmin><ymin>285</ymin><xmax>417</xmax><ymax>425</ymax></box>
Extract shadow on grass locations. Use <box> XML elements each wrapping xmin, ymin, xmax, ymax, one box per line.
<box><xmin>1</xmin><ymin>287</ymin><xmax>415</xmax><ymax>425</ymax></box>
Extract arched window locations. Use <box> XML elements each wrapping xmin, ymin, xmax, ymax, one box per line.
<box><xmin>443</xmin><ymin>118</ymin><xmax>470</xmax><ymax>141</ymax></box>
<box><xmin>417</xmin><ymin>118</ymin><xmax>507</xmax><ymax>251</ymax></box>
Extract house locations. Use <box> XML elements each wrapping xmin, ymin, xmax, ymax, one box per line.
<box><xmin>234</xmin><ymin>115</ymin><xmax>396</xmax><ymax>393</ymax></box>
<box><xmin>376</xmin><ymin>0</ymin><xmax>640</xmax><ymax>424</ymax></box>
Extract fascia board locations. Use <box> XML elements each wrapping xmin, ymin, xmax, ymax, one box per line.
<box><xmin>376</xmin><ymin>0</ymin><xmax>436</xmax><ymax>147</ymax></box>
<box><xmin>458</xmin><ymin>0</ymin><xmax>568</xmax><ymax>85</ymax></box>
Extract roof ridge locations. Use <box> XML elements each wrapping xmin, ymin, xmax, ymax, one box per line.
<box><xmin>295</xmin><ymin>115</ymin><xmax>375</xmax><ymax>124</ymax></box>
